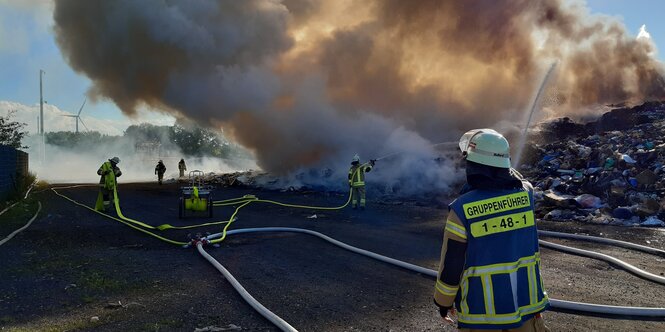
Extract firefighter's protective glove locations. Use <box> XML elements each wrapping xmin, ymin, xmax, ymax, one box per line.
<box><xmin>443</xmin><ymin>307</ymin><xmax>457</xmax><ymax>325</ymax></box>
<box><xmin>434</xmin><ymin>300</ymin><xmax>456</xmax><ymax>325</ymax></box>
<box><xmin>370</xmin><ymin>159</ymin><xmax>376</xmax><ymax>166</ymax></box>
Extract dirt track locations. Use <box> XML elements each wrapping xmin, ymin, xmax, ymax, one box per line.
<box><xmin>1</xmin><ymin>182</ymin><xmax>664</xmax><ymax>331</ymax></box>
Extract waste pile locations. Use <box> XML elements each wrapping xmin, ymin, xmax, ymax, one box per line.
<box><xmin>189</xmin><ymin>171</ymin><xmax>264</xmax><ymax>188</ymax></box>
<box><xmin>193</xmin><ymin>170</ymin><xmax>334</xmax><ymax>193</ymax></box>
<box><xmin>521</xmin><ymin>101</ymin><xmax>665</xmax><ymax>227</ymax></box>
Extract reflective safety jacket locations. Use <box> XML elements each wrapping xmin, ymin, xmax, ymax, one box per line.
<box><xmin>97</xmin><ymin>161</ymin><xmax>121</xmax><ymax>190</ymax></box>
<box><xmin>348</xmin><ymin>163</ymin><xmax>372</xmax><ymax>187</ymax></box>
<box><xmin>442</xmin><ymin>182</ymin><xmax>549</xmax><ymax>329</ymax></box>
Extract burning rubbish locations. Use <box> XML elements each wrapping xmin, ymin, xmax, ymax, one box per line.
<box><xmin>4</xmin><ymin>1</ymin><xmax>665</xmax><ymax>332</ymax></box>
<box><xmin>52</xmin><ymin>0</ymin><xmax>665</xmax><ymax>181</ymax></box>
<box><xmin>522</xmin><ymin>102</ymin><xmax>665</xmax><ymax>227</ymax></box>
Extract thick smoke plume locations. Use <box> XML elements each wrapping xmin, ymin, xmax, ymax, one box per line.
<box><xmin>53</xmin><ymin>0</ymin><xmax>665</xmax><ymax>193</ymax></box>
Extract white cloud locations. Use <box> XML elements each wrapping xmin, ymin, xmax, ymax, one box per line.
<box><xmin>637</xmin><ymin>24</ymin><xmax>652</xmax><ymax>40</ymax></box>
<box><xmin>0</xmin><ymin>100</ymin><xmax>175</xmax><ymax>135</ymax></box>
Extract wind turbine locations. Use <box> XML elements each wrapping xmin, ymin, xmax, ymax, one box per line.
<box><xmin>62</xmin><ymin>98</ymin><xmax>89</xmax><ymax>133</ymax></box>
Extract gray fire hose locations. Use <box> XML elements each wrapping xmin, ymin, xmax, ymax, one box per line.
<box><xmin>538</xmin><ymin>230</ymin><xmax>665</xmax><ymax>257</ymax></box>
<box><xmin>196</xmin><ymin>242</ymin><xmax>298</xmax><ymax>332</ymax></box>
<box><xmin>0</xmin><ymin>202</ymin><xmax>42</xmax><ymax>247</ymax></box>
<box><xmin>539</xmin><ymin>239</ymin><xmax>665</xmax><ymax>285</ymax></box>
<box><xmin>202</xmin><ymin>227</ymin><xmax>665</xmax><ymax>322</ymax></box>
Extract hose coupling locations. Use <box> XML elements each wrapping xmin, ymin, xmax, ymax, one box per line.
<box><xmin>189</xmin><ymin>233</ymin><xmax>210</xmax><ymax>247</ymax></box>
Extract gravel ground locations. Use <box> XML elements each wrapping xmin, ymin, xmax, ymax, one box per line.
<box><xmin>0</xmin><ymin>182</ymin><xmax>663</xmax><ymax>331</ymax></box>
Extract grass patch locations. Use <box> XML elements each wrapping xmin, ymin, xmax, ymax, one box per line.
<box><xmin>0</xmin><ymin>198</ymin><xmax>39</xmax><ymax>237</ymax></box>
<box><xmin>6</xmin><ymin>252</ymin><xmax>89</xmax><ymax>276</ymax></box>
<box><xmin>78</xmin><ymin>271</ymin><xmax>126</xmax><ymax>293</ymax></box>
<box><xmin>4</xmin><ymin>316</ymin><xmax>104</xmax><ymax>332</ymax></box>
<box><xmin>76</xmin><ymin>270</ymin><xmax>151</xmax><ymax>297</ymax></box>
<box><xmin>141</xmin><ymin>318</ymin><xmax>185</xmax><ymax>331</ymax></box>
<box><xmin>80</xmin><ymin>295</ymin><xmax>96</xmax><ymax>304</ymax></box>
<box><xmin>0</xmin><ymin>172</ymin><xmax>37</xmax><ymax>209</ymax></box>
<box><xmin>35</xmin><ymin>180</ymin><xmax>49</xmax><ymax>189</ymax></box>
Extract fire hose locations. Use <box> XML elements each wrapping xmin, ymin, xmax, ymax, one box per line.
<box><xmin>538</xmin><ymin>230</ymin><xmax>665</xmax><ymax>257</ymax></box>
<box><xmin>0</xmin><ymin>179</ymin><xmax>37</xmax><ymax>217</ymax></box>
<box><xmin>50</xmin><ymin>185</ymin><xmax>665</xmax><ymax>330</ymax></box>
<box><xmin>0</xmin><ymin>202</ymin><xmax>42</xmax><ymax>247</ymax></box>
<box><xmin>204</xmin><ymin>228</ymin><xmax>665</xmax><ymax>316</ymax></box>
<box><xmin>0</xmin><ymin>180</ymin><xmax>40</xmax><ymax>246</ymax></box>
<box><xmin>196</xmin><ymin>227</ymin><xmax>665</xmax><ymax>331</ymax></box>
<box><xmin>196</xmin><ymin>241</ymin><xmax>298</xmax><ymax>332</ymax></box>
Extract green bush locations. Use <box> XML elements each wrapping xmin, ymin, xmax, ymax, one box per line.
<box><xmin>4</xmin><ymin>172</ymin><xmax>37</xmax><ymax>205</ymax></box>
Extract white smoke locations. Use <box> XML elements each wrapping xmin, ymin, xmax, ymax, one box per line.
<box><xmin>0</xmin><ymin>100</ymin><xmax>175</xmax><ymax>135</ymax></box>
<box><xmin>23</xmin><ymin>135</ymin><xmax>256</xmax><ymax>184</ymax></box>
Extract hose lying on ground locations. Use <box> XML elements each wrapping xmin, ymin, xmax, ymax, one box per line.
<box><xmin>539</xmin><ymin>239</ymin><xmax>665</xmax><ymax>285</ymax></box>
<box><xmin>52</xmin><ymin>185</ymin><xmax>665</xmax><ymax>321</ymax></box>
<box><xmin>53</xmin><ymin>184</ymin><xmax>665</xmax><ymax>288</ymax></box>
<box><xmin>538</xmin><ymin>230</ymin><xmax>665</xmax><ymax>257</ymax></box>
<box><xmin>0</xmin><ymin>179</ymin><xmax>37</xmax><ymax>217</ymax></box>
<box><xmin>197</xmin><ymin>242</ymin><xmax>299</xmax><ymax>332</ymax></box>
<box><xmin>51</xmin><ymin>187</ymin><xmax>187</xmax><ymax>246</ymax></box>
<box><xmin>0</xmin><ymin>202</ymin><xmax>42</xmax><ymax>247</ymax></box>
<box><xmin>203</xmin><ymin>227</ymin><xmax>665</xmax><ymax>320</ymax></box>
<box><xmin>50</xmin><ymin>184</ymin><xmax>353</xmax><ymax>234</ymax></box>
<box><xmin>0</xmin><ymin>201</ymin><xmax>19</xmax><ymax>217</ymax></box>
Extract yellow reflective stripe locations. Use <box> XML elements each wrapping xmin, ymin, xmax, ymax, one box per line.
<box><xmin>457</xmin><ymin>298</ymin><xmax>548</xmax><ymax>324</ymax></box>
<box><xmin>539</xmin><ymin>263</ymin><xmax>547</xmax><ymax>298</ymax></box>
<box><xmin>435</xmin><ymin>280</ymin><xmax>459</xmax><ymax>296</ymax></box>
<box><xmin>528</xmin><ymin>265</ymin><xmax>538</xmax><ymax>304</ymax></box>
<box><xmin>462</xmin><ymin>191</ymin><xmax>530</xmax><ymax>219</ymax></box>
<box><xmin>481</xmin><ymin>275</ymin><xmax>495</xmax><ymax>315</ymax></box>
<box><xmin>350</xmin><ymin>167</ymin><xmax>365</xmax><ymax>186</ymax></box>
<box><xmin>463</xmin><ymin>254</ymin><xmax>539</xmax><ymax>277</ymax></box>
<box><xmin>445</xmin><ymin>221</ymin><xmax>467</xmax><ymax>239</ymax></box>
<box><xmin>460</xmin><ymin>277</ymin><xmax>470</xmax><ymax>313</ymax></box>
<box><xmin>469</xmin><ymin>211</ymin><xmax>535</xmax><ymax>238</ymax></box>
<box><xmin>458</xmin><ymin>255</ymin><xmax>547</xmax><ymax>325</ymax></box>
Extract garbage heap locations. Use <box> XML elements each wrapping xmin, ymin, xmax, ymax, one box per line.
<box><xmin>521</xmin><ymin>101</ymin><xmax>665</xmax><ymax>227</ymax></box>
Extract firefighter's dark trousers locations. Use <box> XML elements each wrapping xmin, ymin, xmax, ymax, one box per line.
<box><xmin>100</xmin><ymin>186</ymin><xmax>113</xmax><ymax>211</ymax></box>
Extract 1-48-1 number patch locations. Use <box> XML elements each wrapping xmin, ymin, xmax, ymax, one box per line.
<box><xmin>469</xmin><ymin>211</ymin><xmax>535</xmax><ymax>237</ymax></box>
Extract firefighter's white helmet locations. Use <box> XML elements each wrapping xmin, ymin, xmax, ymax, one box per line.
<box><xmin>352</xmin><ymin>154</ymin><xmax>360</xmax><ymax>163</ymax></box>
<box><xmin>459</xmin><ymin>129</ymin><xmax>511</xmax><ymax>169</ymax></box>
<box><xmin>110</xmin><ymin>157</ymin><xmax>120</xmax><ymax>164</ymax></box>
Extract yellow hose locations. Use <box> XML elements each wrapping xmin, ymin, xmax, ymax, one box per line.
<box><xmin>52</xmin><ymin>168</ymin><xmax>359</xmax><ymax>245</ymax></box>
<box><xmin>51</xmin><ymin>186</ymin><xmax>187</xmax><ymax>246</ymax></box>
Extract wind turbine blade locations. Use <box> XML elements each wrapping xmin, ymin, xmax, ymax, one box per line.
<box><xmin>77</xmin><ymin>97</ymin><xmax>87</xmax><ymax>116</ymax></box>
<box><xmin>79</xmin><ymin>118</ymin><xmax>90</xmax><ymax>131</ymax></box>
<box><xmin>62</xmin><ymin>114</ymin><xmax>77</xmax><ymax>117</ymax></box>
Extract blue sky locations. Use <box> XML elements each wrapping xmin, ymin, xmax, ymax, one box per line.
<box><xmin>586</xmin><ymin>0</ymin><xmax>664</xmax><ymax>55</ymax></box>
<box><xmin>0</xmin><ymin>0</ymin><xmax>663</xmax><ymax>127</ymax></box>
<box><xmin>0</xmin><ymin>1</ymin><xmax>126</xmax><ymax>122</ymax></box>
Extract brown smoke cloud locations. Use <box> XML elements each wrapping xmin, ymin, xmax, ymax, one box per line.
<box><xmin>53</xmin><ymin>0</ymin><xmax>665</xmax><ymax>186</ymax></box>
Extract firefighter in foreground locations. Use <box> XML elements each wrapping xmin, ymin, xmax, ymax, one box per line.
<box><xmin>155</xmin><ymin>160</ymin><xmax>166</xmax><ymax>185</ymax></box>
<box><xmin>348</xmin><ymin>154</ymin><xmax>375</xmax><ymax>210</ymax></box>
<box><xmin>95</xmin><ymin>156</ymin><xmax>122</xmax><ymax>212</ymax></box>
<box><xmin>178</xmin><ymin>158</ymin><xmax>187</xmax><ymax>178</ymax></box>
<box><xmin>434</xmin><ymin>129</ymin><xmax>550</xmax><ymax>331</ymax></box>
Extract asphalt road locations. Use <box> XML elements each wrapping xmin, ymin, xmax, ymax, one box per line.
<box><xmin>1</xmin><ymin>182</ymin><xmax>664</xmax><ymax>331</ymax></box>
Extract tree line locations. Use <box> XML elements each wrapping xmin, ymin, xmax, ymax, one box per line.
<box><xmin>45</xmin><ymin>124</ymin><xmax>248</xmax><ymax>159</ymax></box>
